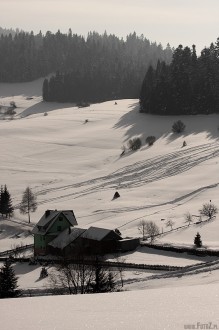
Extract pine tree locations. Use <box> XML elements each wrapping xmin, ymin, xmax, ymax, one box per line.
<box><xmin>0</xmin><ymin>186</ymin><xmax>4</xmax><ymax>217</ymax></box>
<box><xmin>0</xmin><ymin>260</ymin><xmax>20</xmax><ymax>298</ymax></box>
<box><xmin>92</xmin><ymin>264</ymin><xmax>109</xmax><ymax>293</ymax></box>
<box><xmin>0</xmin><ymin>185</ymin><xmax>14</xmax><ymax>218</ymax></box>
<box><xmin>194</xmin><ymin>232</ymin><xmax>202</xmax><ymax>248</ymax></box>
<box><xmin>42</xmin><ymin>78</ymin><xmax>49</xmax><ymax>101</ymax></box>
<box><xmin>107</xmin><ymin>271</ymin><xmax>116</xmax><ymax>292</ymax></box>
<box><xmin>19</xmin><ymin>186</ymin><xmax>37</xmax><ymax>223</ymax></box>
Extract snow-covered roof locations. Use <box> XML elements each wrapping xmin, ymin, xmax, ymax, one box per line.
<box><xmin>48</xmin><ymin>227</ymin><xmax>86</xmax><ymax>249</ymax></box>
<box><xmin>32</xmin><ymin>210</ymin><xmax>77</xmax><ymax>235</ymax></box>
<box><xmin>81</xmin><ymin>226</ymin><xmax>121</xmax><ymax>241</ymax></box>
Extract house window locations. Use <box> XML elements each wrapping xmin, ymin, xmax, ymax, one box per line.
<box><xmin>57</xmin><ymin>226</ymin><xmax>61</xmax><ymax>231</ymax></box>
<box><xmin>58</xmin><ymin>217</ymin><xmax>63</xmax><ymax>221</ymax></box>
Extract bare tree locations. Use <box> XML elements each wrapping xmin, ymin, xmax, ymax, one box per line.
<box><xmin>19</xmin><ymin>186</ymin><xmax>37</xmax><ymax>223</ymax></box>
<box><xmin>138</xmin><ymin>220</ymin><xmax>147</xmax><ymax>240</ymax></box>
<box><xmin>199</xmin><ymin>203</ymin><xmax>218</xmax><ymax>220</ymax></box>
<box><xmin>114</xmin><ymin>254</ymin><xmax>126</xmax><ymax>288</ymax></box>
<box><xmin>48</xmin><ymin>256</ymin><xmax>119</xmax><ymax>295</ymax></box>
<box><xmin>144</xmin><ymin>221</ymin><xmax>160</xmax><ymax>243</ymax></box>
<box><xmin>48</xmin><ymin>257</ymin><xmax>94</xmax><ymax>295</ymax></box>
<box><xmin>184</xmin><ymin>212</ymin><xmax>193</xmax><ymax>226</ymax></box>
<box><xmin>166</xmin><ymin>219</ymin><xmax>174</xmax><ymax>230</ymax></box>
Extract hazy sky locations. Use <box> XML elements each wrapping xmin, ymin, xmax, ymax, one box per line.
<box><xmin>1</xmin><ymin>0</ymin><xmax>219</xmax><ymax>52</ymax></box>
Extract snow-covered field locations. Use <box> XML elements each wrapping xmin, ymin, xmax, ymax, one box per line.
<box><xmin>0</xmin><ymin>80</ymin><xmax>219</xmax><ymax>329</ymax></box>
<box><xmin>1</xmin><ymin>282</ymin><xmax>219</xmax><ymax>330</ymax></box>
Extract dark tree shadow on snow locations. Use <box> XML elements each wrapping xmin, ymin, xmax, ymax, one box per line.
<box><xmin>113</xmin><ymin>101</ymin><xmax>219</xmax><ymax>144</ymax></box>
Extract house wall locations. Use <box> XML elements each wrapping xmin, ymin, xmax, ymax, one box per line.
<box><xmin>34</xmin><ymin>234</ymin><xmax>57</xmax><ymax>256</ymax></box>
<box><xmin>62</xmin><ymin>237</ymin><xmax>120</xmax><ymax>257</ymax></box>
<box><xmin>48</xmin><ymin>214</ymin><xmax>70</xmax><ymax>234</ymax></box>
<box><xmin>117</xmin><ymin>238</ymin><xmax>140</xmax><ymax>252</ymax></box>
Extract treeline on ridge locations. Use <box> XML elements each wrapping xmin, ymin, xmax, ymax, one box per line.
<box><xmin>140</xmin><ymin>40</ymin><xmax>219</xmax><ymax>115</ymax></box>
<box><xmin>42</xmin><ymin>32</ymin><xmax>172</xmax><ymax>102</ymax></box>
<box><xmin>0</xmin><ymin>28</ymin><xmax>172</xmax><ymax>102</ymax></box>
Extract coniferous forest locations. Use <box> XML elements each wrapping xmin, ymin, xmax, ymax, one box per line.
<box><xmin>0</xmin><ymin>29</ymin><xmax>172</xmax><ymax>102</ymax></box>
<box><xmin>139</xmin><ymin>40</ymin><xmax>219</xmax><ymax>115</ymax></box>
<box><xmin>1</xmin><ymin>28</ymin><xmax>218</xmax><ymax>114</ymax></box>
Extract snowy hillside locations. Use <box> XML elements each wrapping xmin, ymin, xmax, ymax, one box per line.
<box><xmin>0</xmin><ymin>80</ymin><xmax>219</xmax><ymax>250</ymax></box>
<box><xmin>0</xmin><ymin>80</ymin><xmax>219</xmax><ymax>329</ymax></box>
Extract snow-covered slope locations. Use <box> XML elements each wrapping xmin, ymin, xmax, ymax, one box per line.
<box><xmin>0</xmin><ymin>80</ymin><xmax>219</xmax><ymax>330</ymax></box>
<box><xmin>0</xmin><ymin>81</ymin><xmax>219</xmax><ymax>250</ymax></box>
<box><xmin>1</xmin><ymin>283</ymin><xmax>219</xmax><ymax>330</ymax></box>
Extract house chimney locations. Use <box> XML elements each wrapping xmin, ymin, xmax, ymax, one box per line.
<box><xmin>45</xmin><ymin>210</ymin><xmax>50</xmax><ymax>218</ymax></box>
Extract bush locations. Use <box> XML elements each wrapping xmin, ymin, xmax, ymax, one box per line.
<box><xmin>128</xmin><ymin>138</ymin><xmax>142</xmax><ymax>151</ymax></box>
<box><xmin>40</xmin><ymin>267</ymin><xmax>48</xmax><ymax>279</ymax></box>
<box><xmin>145</xmin><ymin>136</ymin><xmax>156</xmax><ymax>146</ymax></box>
<box><xmin>44</xmin><ymin>112</ymin><xmax>48</xmax><ymax>116</ymax></box>
<box><xmin>10</xmin><ymin>101</ymin><xmax>16</xmax><ymax>108</ymax></box>
<box><xmin>172</xmin><ymin>120</ymin><xmax>186</xmax><ymax>133</ymax></box>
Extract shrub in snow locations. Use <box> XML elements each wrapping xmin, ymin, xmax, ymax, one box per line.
<box><xmin>128</xmin><ymin>137</ymin><xmax>142</xmax><ymax>151</ymax></box>
<box><xmin>172</xmin><ymin>120</ymin><xmax>185</xmax><ymax>133</ymax></box>
<box><xmin>194</xmin><ymin>232</ymin><xmax>202</xmax><ymax>248</ymax></box>
<box><xmin>10</xmin><ymin>101</ymin><xmax>16</xmax><ymax>108</ymax></box>
<box><xmin>44</xmin><ymin>112</ymin><xmax>48</xmax><ymax>116</ymax></box>
<box><xmin>166</xmin><ymin>219</ymin><xmax>174</xmax><ymax>230</ymax></box>
<box><xmin>138</xmin><ymin>220</ymin><xmax>159</xmax><ymax>242</ymax></box>
<box><xmin>40</xmin><ymin>267</ymin><xmax>48</xmax><ymax>279</ymax></box>
<box><xmin>145</xmin><ymin>136</ymin><xmax>156</xmax><ymax>146</ymax></box>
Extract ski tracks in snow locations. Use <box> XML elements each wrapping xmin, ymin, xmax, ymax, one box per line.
<box><xmin>32</xmin><ymin>142</ymin><xmax>219</xmax><ymax>205</ymax></box>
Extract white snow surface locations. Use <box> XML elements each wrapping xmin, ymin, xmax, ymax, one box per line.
<box><xmin>1</xmin><ymin>284</ymin><xmax>219</xmax><ymax>330</ymax></box>
<box><xmin>0</xmin><ymin>80</ymin><xmax>219</xmax><ymax>329</ymax></box>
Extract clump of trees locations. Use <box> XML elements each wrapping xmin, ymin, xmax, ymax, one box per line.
<box><xmin>0</xmin><ymin>29</ymin><xmax>172</xmax><ymax>102</ymax></box>
<box><xmin>138</xmin><ymin>220</ymin><xmax>160</xmax><ymax>242</ymax></box>
<box><xmin>140</xmin><ymin>39</ymin><xmax>219</xmax><ymax>115</ymax></box>
<box><xmin>48</xmin><ymin>256</ymin><xmax>121</xmax><ymax>295</ymax></box>
<box><xmin>128</xmin><ymin>137</ymin><xmax>142</xmax><ymax>151</ymax></box>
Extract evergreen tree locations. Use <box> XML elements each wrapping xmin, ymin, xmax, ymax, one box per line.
<box><xmin>42</xmin><ymin>78</ymin><xmax>49</xmax><ymax>101</ymax></box>
<box><xmin>92</xmin><ymin>263</ymin><xmax>109</xmax><ymax>293</ymax></box>
<box><xmin>19</xmin><ymin>186</ymin><xmax>37</xmax><ymax>223</ymax></box>
<box><xmin>194</xmin><ymin>232</ymin><xmax>202</xmax><ymax>248</ymax></box>
<box><xmin>0</xmin><ymin>260</ymin><xmax>20</xmax><ymax>298</ymax></box>
<box><xmin>0</xmin><ymin>186</ymin><xmax>4</xmax><ymax>217</ymax></box>
<box><xmin>140</xmin><ymin>39</ymin><xmax>219</xmax><ymax>115</ymax></box>
<box><xmin>0</xmin><ymin>185</ymin><xmax>14</xmax><ymax>218</ymax></box>
<box><xmin>90</xmin><ymin>257</ymin><xmax>117</xmax><ymax>293</ymax></box>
